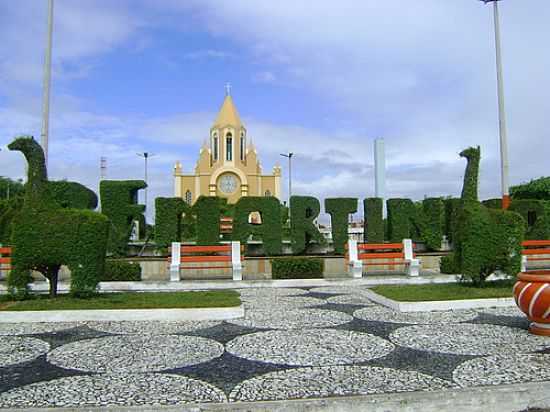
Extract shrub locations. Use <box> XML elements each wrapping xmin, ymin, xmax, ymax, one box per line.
<box><xmin>440</xmin><ymin>253</ymin><xmax>460</xmax><ymax>274</ymax></box>
<box><xmin>511</xmin><ymin>177</ymin><xmax>550</xmax><ymax>200</ymax></box>
<box><xmin>100</xmin><ymin>180</ymin><xmax>146</xmax><ymax>256</ymax></box>
<box><xmin>364</xmin><ymin>198</ymin><xmax>384</xmax><ymax>243</ymax></box>
<box><xmin>154</xmin><ymin>197</ymin><xmax>190</xmax><ymax>248</ymax></box>
<box><xmin>290</xmin><ymin>196</ymin><xmax>324</xmax><ymax>254</ymax></box>
<box><xmin>7</xmin><ymin>137</ymin><xmax>109</xmax><ymax>297</ymax></box>
<box><xmin>387</xmin><ymin>198</ymin><xmax>443</xmax><ymax>250</ymax></box>
<box><xmin>482</xmin><ymin>198</ymin><xmax>502</xmax><ymax>210</ymax></box>
<box><xmin>101</xmin><ymin>260</ymin><xmax>141</xmax><ymax>281</ymax></box>
<box><xmin>325</xmin><ymin>198</ymin><xmax>357</xmax><ymax>255</ymax></box>
<box><xmin>444</xmin><ymin>198</ymin><xmax>461</xmax><ymax>243</ymax></box>
<box><xmin>271</xmin><ymin>257</ymin><xmax>324</xmax><ymax>279</ymax></box>
<box><xmin>233</xmin><ymin>196</ymin><xmax>282</xmax><ymax>255</ymax></box>
<box><xmin>195</xmin><ymin>196</ymin><xmax>221</xmax><ymax>245</ymax></box>
<box><xmin>509</xmin><ymin>199</ymin><xmax>550</xmax><ymax>240</ymax></box>
<box><xmin>49</xmin><ymin>180</ymin><xmax>98</xmax><ymax>210</ymax></box>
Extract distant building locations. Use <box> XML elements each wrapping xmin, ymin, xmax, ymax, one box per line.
<box><xmin>173</xmin><ymin>88</ymin><xmax>281</xmax><ymax>204</ymax></box>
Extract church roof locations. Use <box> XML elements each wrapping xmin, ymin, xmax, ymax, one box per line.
<box><xmin>212</xmin><ymin>94</ymin><xmax>243</xmax><ymax>129</ymax></box>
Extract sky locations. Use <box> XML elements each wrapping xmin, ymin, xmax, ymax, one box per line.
<box><xmin>0</xmin><ymin>0</ymin><xmax>549</xmax><ymax>221</ymax></box>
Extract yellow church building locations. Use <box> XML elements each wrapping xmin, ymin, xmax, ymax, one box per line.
<box><xmin>173</xmin><ymin>88</ymin><xmax>282</xmax><ymax>204</ymax></box>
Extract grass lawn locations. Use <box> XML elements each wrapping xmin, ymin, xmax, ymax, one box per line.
<box><xmin>371</xmin><ymin>280</ymin><xmax>514</xmax><ymax>302</ymax></box>
<box><xmin>0</xmin><ymin>290</ymin><xmax>240</xmax><ymax>311</ymax></box>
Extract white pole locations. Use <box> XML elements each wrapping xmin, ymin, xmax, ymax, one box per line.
<box><xmin>41</xmin><ymin>0</ymin><xmax>54</xmax><ymax>168</ymax></box>
<box><xmin>492</xmin><ymin>1</ymin><xmax>510</xmax><ymax>208</ymax></box>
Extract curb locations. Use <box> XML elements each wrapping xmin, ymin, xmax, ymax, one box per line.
<box><xmin>0</xmin><ymin>305</ymin><xmax>244</xmax><ymax>323</ymax></box>
<box><xmin>363</xmin><ymin>289</ymin><xmax>515</xmax><ymax>312</ymax></box>
<box><xmin>1</xmin><ymin>381</ymin><xmax>549</xmax><ymax>412</ymax></box>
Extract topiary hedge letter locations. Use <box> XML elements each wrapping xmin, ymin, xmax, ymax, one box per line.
<box><xmin>154</xmin><ymin>197</ymin><xmax>191</xmax><ymax>248</ymax></box>
<box><xmin>7</xmin><ymin>136</ymin><xmax>109</xmax><ymax>297</ymax></box>
<box><xmin>233</xmin><ymin>197</ymin><xmax>282</xmax><ymax>255</ymax></box>
<box><xmin>195</xmin><ymin>196</ymin><xmax>222</xmax><ymax>245</ymax></box>
<box><xmin>509</xmin><ymin>199</ymin><xmax>550</xmax><ymax>240</ymax></box>
<box><xmin>100</xmin><ymin>180</ymin><xmax>146</xmax><ymax>256</ymax></box>
<box><xmin>290</xmin><ymin>196</ymin><xmax>324</xmax><ymax>254</ymax></box>
<box><xmin>324</xmin><ymin>198</ymin><xmax>357</xmax><ymax>255</ymax></box>
<box><xmin>364</xmin><ymin>198</ymin><xmax>384</xmax><ymax>243</ymax></box>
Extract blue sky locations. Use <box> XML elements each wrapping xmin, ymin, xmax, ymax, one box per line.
<box><xmin>1</xmin><ymin>0</ymin><xmax>549</xmax><ymax>220</ymax></box>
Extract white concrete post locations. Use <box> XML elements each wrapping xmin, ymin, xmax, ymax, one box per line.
<box><xmin>348</xmin><ymin>239</ymin><xmax>363</xmax><ymax>278</ymax></box>
<box><xmin>403</xmin><ymin>239</ymin><xmax>420</xmax><ymax>277</ymax></box>
<box><xmin>231</xmin><ymin>241</ymin><xmax>243</xmax><ymax>281</ymax></box>
<box><xmin>170</xmin><ymin>242</ymin><xmax>181</xmax><ymax>282</ymax></box>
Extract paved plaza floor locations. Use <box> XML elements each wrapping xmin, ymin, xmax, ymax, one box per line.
<box><xmin>1</xmin><ymin>286</ymin><xmax>550</xmax><ymax>408</ymax></box>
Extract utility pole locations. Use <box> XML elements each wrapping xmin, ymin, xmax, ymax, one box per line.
<box><xmin>137</xmin><ymin>152</ymin><xmax>154</xmax><ymax>208</ymax></box>
<box><xmin>479</xmin><ymin>0</ymin><xmax>510</xmax><ymax>209</ymax></box>
<box><xmin>41</xmin><ymin>0</ymin><xmax>54</xmax><ymax>168</ymax></box>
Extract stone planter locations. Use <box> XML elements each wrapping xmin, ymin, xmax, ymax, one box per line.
<box><xmin>514</xmin><ymin>270</ymin><xmax>550</xmax><ymax>336</ymax></box>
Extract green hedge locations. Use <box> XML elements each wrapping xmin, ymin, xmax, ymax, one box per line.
<box><xmin>7</xmin><ymin>137</ymin><xmax>109</xmax><ymax>297</ymax></box>
<box><xmin>195</xmin><ymin>196</ymin><xmax>221</xmax><ymax>245</ymax></box>
<box><xmin>511</xmin><ymin>177</ymin><xmax>550</xmax><ymax>200</ymax></box>
<box><xmin>271</xmin><ymin>257</ymin><xmax>324</xmax><ymax>279</ymax></box>
<box><xmin>49</xmin><ymin>180</ymin><xmax>98</xmax><ymax>210</ymax></box>
<box><xmin>440</xmin><ymin>253</ymin><xmax>460</xmax><ymax>274</ymax></box>
<box><xmin>444</xmin><ymin>198</ymin><xmax>461</xmax><ymax>243</ymax></box>
<box><xmin>386</xmin><ymin>198</ymin><xmax>443</xmax><ymax>250</ymax></box>
<box><xmin>509</xmin><ymin>199</ymin><xmax>550</xmax><ymax>240</ymax></box>
<box><xmin>324</xmin><ymin>198</ymin><xmax>357</xmax><ymax>255</ymax></box>
<box><xmin>233</xmin><ymin>196</ymin><xmax>282</xmax><ymax>255</ymax></box>
<box><xmin>100</xmin><ymin>180</ymin><xmax>146</xmax><ymax>256</ymax></box>
<box><xmin>290</xmin><ymin>196</ymin><xmax>324</xmax><ymax>254</ymax></box>
<box><xmin>0</xmin><ymin>197</ymin><xmax>23</xmax><ymax>243</ymax></box>
<box><xmin>364</xmin><ymin>198</ymin><xmax>384</xmax><ymax>243</ymax></box>
<box><xmin>101</xmin><ymin>260</ymin><xmax>141</xmax><ymax>281</ymax></box>
<box><xmin>154</xmin><ymin>197</ymin><xmax>190</xmax><ymax>248</ymax></box>
<box><xmin>482</xmin><ymin>198</ymin><xmax>502</xmax><ymax>210</ymax></box>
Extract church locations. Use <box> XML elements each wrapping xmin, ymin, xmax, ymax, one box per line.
<box><xmin>173</xmin><ymin>87</ymin><xmax>282</xmax><ymax>204</ymax></box>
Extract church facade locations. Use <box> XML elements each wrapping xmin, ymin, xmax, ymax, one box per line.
<box><xmin>173</xmin><ymin>90</ymin><xmax>281</xmax><ymax>204</ymax></box>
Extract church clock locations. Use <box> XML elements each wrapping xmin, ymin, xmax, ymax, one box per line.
<box><xmin>218</xmin><ymin>173</ymin><xmax>239</xmax><ymax>194</ymax></box>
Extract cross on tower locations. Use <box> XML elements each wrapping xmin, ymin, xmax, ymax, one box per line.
<box><xmin>225</xmin><ymin>82</ymin><xmax>232</xmax><ymax>96</ymax></box>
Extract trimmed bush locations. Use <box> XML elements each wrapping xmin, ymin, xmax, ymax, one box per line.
<box><xmin>440</xmin><ymin>253</ymin><xmax>460</xmax><ymax>274</ymax></box>
<box><xmin>421</xmin><ymin>198</ymin><xmax>444</xmax><ymax>250</ymax></box>
<box><xmin>49</xmin><ymin>180</ymin><xmax>98</xmax><ymax>210</ymax></box>
<box><xmin>233</xmin><ymin>196</ymin><xmax>282</xmax><ymax>255</ymax></box>
<box><xmin>100</xmin><ymin>180</ymin><xmax>146</xmax><ymax>256</ymax></box>
<box><xmin>509</xmin><ymin>199</ymin><xmax>550</xmax><ymax>240</ymax></box>
<box><xmin>511</xmin><ymin>177</ymin><xmax>550</xmax><ymax>200</ymax></box>
<box><xmin>195</xmin><ymin>196</ymin><xmax>221</xmax><ymax>245</ymax></box>
<box><xmin>387</xmin><ymin>199</ymin><xmax>417</xmax><ymax>242</ymax></box>
<box><xmin>482</xmin><ymin>198</ymin><xmax>502</xmax><ymax>210</ymax></box>
<box><xmin>364</xmin><ymin>198</ymin><xmax>384</xmax><ymax>243</ymax></box>
<box><xmin>101</xmin><ymin>260</ymin><xmax>141</xmax><ymax>281</ymax></box>
<box><xmin>271</xmin><ymin>257</ymin><xmax>324</xmax><ymax>279</ymax></box>
<box><xmin>154</xmin><ymin>197</ymin><xmax>191</xmax><ymax>248</ymax></box>
<box><xmin>290</xmin><ymin>196</ymin><xmax>324</xmax><ymax>254</ymax></box>
<box><xmin>324</xmin><ymin>198</ymin><xmax>357</xmax><ymax>255</ymax></box>
<box><xmin>453</xmin><ymin>147</ymin><xmax>526</xmax><ymax>285</ymax></box>
<box><xmin>7</xmin><ymin>136</ymin><xmax>109</xmax><ymax>297</ymax></box>
<box><xmin>444</xmin><ymin>198</ymin><xmax>461</xmax><ymax>243</ymax></box>
<box><xmin>0</xmin><ymin>197</ymin><xmax>23</xmax><ymax>243</ymax></box>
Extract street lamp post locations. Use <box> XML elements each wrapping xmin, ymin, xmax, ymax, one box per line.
<box><xmin>41</xmin><ymin>0</ymin><xmax>54</xmax><ymax>168</ymax></box>
<box><xmin>480</xmin><ymin>0</ymin><xmax>510</xmax><ymax>209</ymax></box>
<box><xmin>279</xmin><ymin>152</ymin><xmax>294</xmax><ymax>204</ymax></box>
<box><xmin>137</xmin><ymin>152</ymin><xmax>155</xmax><ymax>208</ymax></box>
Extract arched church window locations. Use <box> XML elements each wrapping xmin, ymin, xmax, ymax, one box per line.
<box><xmin>226</xmin><ymin>133</ymin><xmax>233</xmax><ymax>161</ymax></box>
<box><xmin>213</xmin><ymin>133</ymin><xmax>219</xmax><ymax>161</ymax></box>
<box><xmin>185</xmin><ymin>190</ymin><xmax>192</xmax><ymax>204</ymax></box>
<box><xmin>240</xmin><ymin>132</ymin><xmax>245</xmax><ymax>161</ymax></box>
<box><xmin>265</xmin><ymin>190</ymin><xmax>272</xmax><ymax>197</ymax></box>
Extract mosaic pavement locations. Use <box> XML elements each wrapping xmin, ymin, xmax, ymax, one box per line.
<box><xmin>1</xmin><ymin>286</ymin><xmax>549</xmax><ymax>408</ymax></box>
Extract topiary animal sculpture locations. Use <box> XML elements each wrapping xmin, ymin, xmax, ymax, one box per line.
<box><xmin>7</xmin><ymin>136</ymin><xmax>109</xmax><ymax>297</ymax></box>
<box><xmin>453</xmin><ymin>146</ymin><xmax>525</xmax><ymax>285</ymax></box>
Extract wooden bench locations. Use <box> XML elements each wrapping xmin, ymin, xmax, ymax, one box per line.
<box><xmin>0</xmin><ymin>246</ymin><xmax>12</xmax><ymax>280</ymax></box>
<box><xmin>346</xmin><ymin>239</ymin><xmax>420</xmax><ymax>278</ymax></box>
<box><xmin>521</xmin><ymin>240</ymin><xmax>550</xmax><ymax>272</ymax></box>
<box><xmin>169</xmin><ymin>242</ymin><xmax>243</xmax><ymax>281</ymax></box>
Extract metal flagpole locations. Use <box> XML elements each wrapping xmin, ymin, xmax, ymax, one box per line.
<box><xmin>41</xmin><ymin>0</ymin><xmax>54</xmax><ymax>168</ymax></box>
<box><xmin>480</xmin><ymin>0</ymin><xmax>510</xmax><ymax>209</ymax></box>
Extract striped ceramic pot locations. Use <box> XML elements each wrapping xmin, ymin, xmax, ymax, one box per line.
<box><xmin>514</xmin><ymin>271</ymin><xmax>550</xmax><ymax>336</ymax></box>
